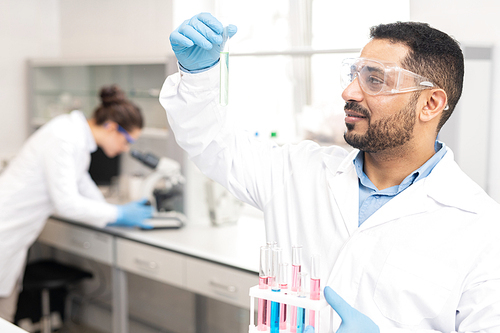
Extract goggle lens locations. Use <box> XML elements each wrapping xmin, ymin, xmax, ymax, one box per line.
<box><xmin>341</xmin><ymin>58</ymin><xmax>435</xmax><ymax>96</ymax></box>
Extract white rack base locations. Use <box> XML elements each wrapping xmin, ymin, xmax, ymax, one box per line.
<box><xmin>248</xmin><ymin>285</ymin><xmax>334</xmax><ymax>333</ymax></box>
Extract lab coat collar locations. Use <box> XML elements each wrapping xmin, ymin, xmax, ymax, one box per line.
<box><xmin>361</xmin><ymin>148</ymin><xmax>481</xmax><ymax>229</ymax></box>
<box><xmin>323</xmin><ymin>148</ymin><xmax>360</xmax><ymax>236</ymax></box>
<box><xmin>423</xmin><ymin>147</ymin><xmax>483</xmax><ymax>214</ymax></box>
<box><xmin>322</xmin><ymin>147</ymin><xmax>359</xmax><ymax>176</ymax></box>
<box><xmin>323</xmin><ymin>146</ymin><xmax>482</xmax><ymax>234</ymax></box>
<box><xmin>71</xmin><ymin>110</ymin><xmax>98</xmax><ymax>153</ymax></box>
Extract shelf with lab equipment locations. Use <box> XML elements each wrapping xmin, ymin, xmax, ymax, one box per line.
<box><xmin>27</xmin><ymin>56</ymin><xmax>177</xmax><ymax>136</ymax></box>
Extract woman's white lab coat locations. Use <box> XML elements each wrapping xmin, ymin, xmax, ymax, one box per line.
<box><xmin>0</xmin><ymin>111</ymin><xmax>118</xmax><ymax>297</ymax></box>
<box><xmin>159</xmin><ymin>65</ymin><xmax>500</xmax><ymax>333</ymax></box>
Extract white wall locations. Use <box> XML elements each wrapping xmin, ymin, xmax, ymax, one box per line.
<box><xmin>0</xmin><ymin>0</ymin><xmax>60</xmax><ymax>158</ymax></box>
<box><xmin>410</xmin><ymin>0</ymin><xmax>500</xmax><ymax>201</ymax></box>
<box><xmin>59</xmin><ymin>0</ymin><xmax>173</xmax><ymax>58</ymax></box>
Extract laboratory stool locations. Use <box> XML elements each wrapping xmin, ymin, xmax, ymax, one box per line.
<box><xmin>17</xmin><ymin>260</ymin><xmax>93</xmax><ymax>333</ymax></box>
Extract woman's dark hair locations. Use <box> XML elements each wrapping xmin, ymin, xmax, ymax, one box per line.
<box><xmin>370</xmin><ymin>22</ymin><xmax>464</xmax><ymax>133</ymax></box>
<box><xmin>92</xmin><ymin>85</ymin><xmax>144</xmax><ymax>131</ymax></box>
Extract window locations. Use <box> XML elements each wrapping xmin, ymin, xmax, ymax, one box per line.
<box><xmin>208</xmin><ymin>1</ymin><xmax>409</xmax><ymax>144</ymax></box>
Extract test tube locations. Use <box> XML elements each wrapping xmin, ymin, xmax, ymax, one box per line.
<box><xmin>265</xmin><ymin>241</ymin><xmax>278</xmax><ymax>326</ymax></box>
<box><xmin>279</xmin><ymin>263</ymin><xmax>289</xmax><ymax>330</ymax></box>
<box><xmin>309</xmin><ymin>254</ymin><xmax>321</xmax><ymax>329</ymax></box>
<box><xmin>266</xmin><ymin>242</ymin><xmax>279</xmax><ymax>326</ymax></box>
<box><xmin>290</xmin><ymin>245</ymin><xmax>302</xmax><ymax>333</ymax></box>
<box><xmin>270</xmin><ymin>248</ymin><xmax>282</xmax><ymax>333</ymax></box>
<box><xmin>296</xmin><ymin>273</ymin><xmax>308</xmax><ymax>333</ymax></box>
<box><xmin>271</xmin><ymin>247</ymin><xmax>282</xmax><ymax>290</ymax></box>
<box><xmin>219</xmin><ymin>26</ymin><xmax>229</xmax><ymax>106</ymax></box>
<box><xmin>257</xmin><ymin>246</ymin><xmax>270</xmax><ymax>331</ymax></box>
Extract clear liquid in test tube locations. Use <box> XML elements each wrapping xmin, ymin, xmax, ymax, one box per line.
<box><xmin>290</xmin><ymin>245</ymin><xmax>302</xmax><ymax>333</ymax></box>
<box><xmin>219</xmin><ymin>26</ymin><xmax>229</xmax><ymax>106</ymax></box>
<box><xmin>296</xmin><ymin>272</ymin><xmax>308</xmax><ymax>333</ymax></box>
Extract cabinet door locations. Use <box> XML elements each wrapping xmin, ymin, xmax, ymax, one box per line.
<box><xmin>116</xmin><ymin>238</ymin><xmax>185</xmax><ymax>288</ymax></box>
<box><xmin>185</xmin><ymin>256</ymin><xmax>258</xmax><ymax>309</ymax></box>
<box><xmin>38</xmin><ymin>218</ymin><xmax>113</xmax><ymax>264</ymax></box>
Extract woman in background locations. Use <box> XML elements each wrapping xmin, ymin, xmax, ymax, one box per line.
<box><xmin>0</xmin><ymin>85</ymin><xmax>152</xmax><ymax>322</ymax></box>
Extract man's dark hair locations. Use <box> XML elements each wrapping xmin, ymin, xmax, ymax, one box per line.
<box><xmin>370</xmin><ymin>22</ymin><xmax>464</xmax><ymax>132</ymax></box>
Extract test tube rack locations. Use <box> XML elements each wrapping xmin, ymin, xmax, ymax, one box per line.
<box><xmin>248</xmin><ymin>285</ymin><xmax>334</xmax><ymax>333</ymax></box>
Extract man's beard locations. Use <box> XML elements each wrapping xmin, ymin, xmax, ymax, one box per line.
<box><xmin>343</xmin><ymin>96</ymin><xmax>418</xmax><ymax>153</ymax></box>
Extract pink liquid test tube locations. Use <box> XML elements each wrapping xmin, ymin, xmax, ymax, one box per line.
<box><xmin>257</xmin><ymin>246</ymin><xmax>270</xmax><ymax>331</ymax></box>
<box><xmin>309</xmin><ymin>254</ymin><xmax>321</xmax><ymax>329</ymax></box>
<box><xmin>279</xmin><ymin>262</ymin><xmax>289</xmax><ymax>330</ymax></box>
<box><xmin>290</xmin><ymin>245</ymin><xmax>302</xmax><ymax>333</ymax></box>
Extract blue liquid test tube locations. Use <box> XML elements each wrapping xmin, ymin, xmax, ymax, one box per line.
<box><xmin>270</xmin><ymin>247</ymin><xmax>282</xmax><ymax>333</ymax></box>
<box><xmin>266</xmin><ymin>241</ymin><xmax>277</xmax><ymax>326</ymax></box>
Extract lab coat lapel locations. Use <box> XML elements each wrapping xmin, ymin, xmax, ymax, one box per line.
<box><xmin>424</xmin><ymin>150</ymin><xmax>482</xmax><ymax>213</ymax></box>
<box><xmin>360</xmin><ymin>148</ymin><xmax>481</xmax><ymax>229</ymax></box>
<box><xmin>323</xmin><ymin>151</ymin><xmax>359</xmax><ymax>236</ymax></box>
<box><xmin>359</xmin><ymin>180</ymin><xmax>429</xmax><ymax>229</ymax></box>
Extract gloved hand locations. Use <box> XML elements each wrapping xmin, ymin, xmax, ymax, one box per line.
<box><xmin>108</xmin><ymin>198</ymin><xmax>154</xmax><ymax>229</ymax></box>
<box><xmin>169</xmin><ymin>12</ymin><xmax>237</xmax><ymax>71</ymax></box>
<box><xmin>304</xmin><ymin>286</ymin><xmax>380</xmax><ymax>333</ymax></box>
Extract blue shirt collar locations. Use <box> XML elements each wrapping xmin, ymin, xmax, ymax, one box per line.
<box><xmin>353</xmin><ymin>141</ymin><xmax>447</xmax><ymax>194</ymax></box>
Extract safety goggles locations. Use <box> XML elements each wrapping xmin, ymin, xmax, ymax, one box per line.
<box><xmin>341</xmin><ymin>57</ymin><xmax>437</xmax><ymax>95</ymax></box>
<box><xmin>117</xmin><ymin>124</ymin><xmax>136</xmax><ymax>144</ymax></box>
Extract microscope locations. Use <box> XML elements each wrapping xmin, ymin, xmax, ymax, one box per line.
<box><xmin>130</xmin><ymin>150</ymin><xmax>187</xmax><ymax>228</ymax></box>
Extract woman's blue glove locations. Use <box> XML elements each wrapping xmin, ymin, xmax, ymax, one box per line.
<box><xmin>304</xmin><ymin>286</ymin><xmax>380</xmax><ymax>333</ymax></box>
<box><xmin>169</xmin><ymin>12</ymin><xmax>237</xmax><ymax>71</ymax></box>
<box><xmin>108</xmin><ymin>198</ymin><xmax>154</xmax><ymax>229</ymax></box>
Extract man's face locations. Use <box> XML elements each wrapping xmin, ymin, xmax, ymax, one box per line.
<box><xmin>342</xmin><ymin>39</ymin><xmax>419</xmax><ymax>153</ymax></box>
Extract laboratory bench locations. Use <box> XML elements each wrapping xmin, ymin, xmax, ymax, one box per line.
<box><xmin>36</xmin><ymin>214</ymin><xmax>265</xmax><ymax>333</ymax></box>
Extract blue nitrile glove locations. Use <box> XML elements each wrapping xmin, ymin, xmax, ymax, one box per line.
<box><xmin>304</xmin><ymin>286</ymin><xmax>380</xmax><ymax>333</ymax></box>
<box><xmin>169</xmin><ymin>12</ymin><xmax>237</xmax><ymax>71</ymax></box>
<box><xmin>108</xmin><ymin>198</ymin><xmax>154</xmax><ymax>229</ymax></box>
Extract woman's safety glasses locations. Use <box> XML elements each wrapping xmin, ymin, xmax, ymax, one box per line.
<box><xmin>341</xmin><ymin>58</ymin><xmax>436</xmax><ymax>95</ymax></box>
<box><xmin>117</xmin><ymin>124</ymin><xmax>136</xmax><ymax>144</ymax></box>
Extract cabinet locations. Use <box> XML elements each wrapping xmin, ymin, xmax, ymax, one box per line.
<box><xmin>116</xmin><ymin>238</ymin><xmax>185</xmax><ymax>288</ymax></box>
<box><xmin>37</xmin><ymin>218</ymin><xmax>113</xmax><ymax>265</ymax></box>
<box><xmin>185</xmin><ymin>256</ymin><xmax>257</xmax><ymax>309</ymax></box>
<box><xmin>27</xmin><ymin>57</ymin><xmax>176</xmax><ymax>136</ymax></box>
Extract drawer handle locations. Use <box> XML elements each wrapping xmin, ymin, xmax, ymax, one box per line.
<box><xmin>134</xmin><ymin>258</ymin><xmax>159</xmax><ymax>270</ymax></box>
<box><xmin>209</xmin><ymin>280</ymin><xmax>237</xmax><ymax>293</ymax></box>
<box><xmin>71</xmin><ymin>238</ymin><xmax>91</xmax><ymax>249</ymax></box>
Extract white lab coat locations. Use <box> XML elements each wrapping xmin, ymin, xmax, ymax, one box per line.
<box><xmin>159</xmin><ymin>65</ymin><xmax>500</xmax><ymax>333</ymax></box>
<box><xmin>0</xmin><ymin>111</ymin><xmax>118</xmax><ymax>296</ymax></box>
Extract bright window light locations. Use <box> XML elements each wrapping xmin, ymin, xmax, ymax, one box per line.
<box><xmin>179</xmin><ymin>1</ymin><xmax>410</xmax><ymax>144</ymax></box>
